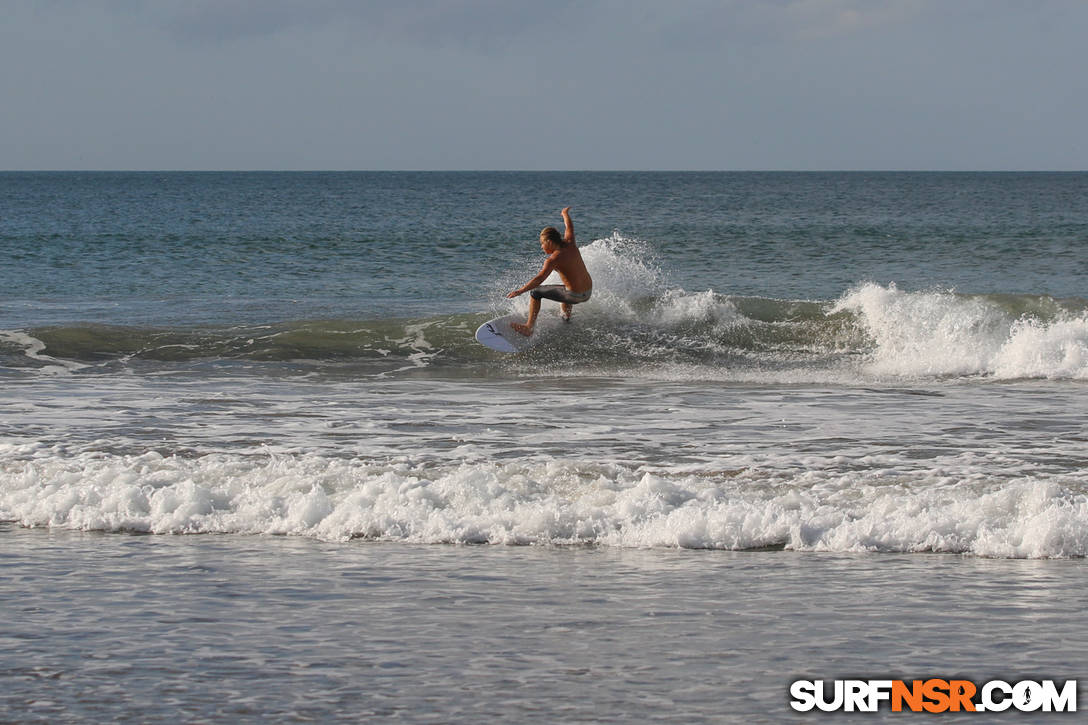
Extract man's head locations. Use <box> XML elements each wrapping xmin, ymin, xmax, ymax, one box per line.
<box><xmin>539</xmin><ymin>226</ymin><xmax>562</xmax><ymax>252</ymax></box>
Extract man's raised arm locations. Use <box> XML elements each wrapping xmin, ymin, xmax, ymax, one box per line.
<box><xmin>561</xmin><ymin>207</ymin><xmax>574</xmax><ymax>245</ymax></box>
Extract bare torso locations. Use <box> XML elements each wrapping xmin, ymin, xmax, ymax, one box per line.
<box><xmin>550</xmin><ymin>244</ymin><xmax>592</xmax><ymax>293</ymax></box>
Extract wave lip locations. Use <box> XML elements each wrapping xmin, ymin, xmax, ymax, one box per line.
<box><xmin>3</xmin><ymin>449</ymin><xmax>1086</xmax><ymax>559</ymax></box>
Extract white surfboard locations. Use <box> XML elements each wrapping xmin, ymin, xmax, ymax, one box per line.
<box><xmin>474</xmin><ymin>314</ymin><xmax>537</xmax><ymax>353</ymax></box>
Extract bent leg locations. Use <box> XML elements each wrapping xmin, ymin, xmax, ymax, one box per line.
<box><xmin>512</xmin><ymin>296</ymin><xmax>541</xmax><ymax>336</ymax></box>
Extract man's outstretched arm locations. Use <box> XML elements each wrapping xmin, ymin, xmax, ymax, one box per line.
<box><xmin>507</xmin><ymin>256</ymin><xmax>558</xmax><ymax>297</ymax></box>
<box><xmin>561</xmin><ymin>207</ymin><xmax>574</xmax><ymax>244</ymax></box>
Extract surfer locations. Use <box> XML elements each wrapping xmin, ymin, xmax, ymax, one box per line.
<box><xmin>507</xmin><ymin>207</ymin><xmax>593</xmax><ymax>336</ymax></box>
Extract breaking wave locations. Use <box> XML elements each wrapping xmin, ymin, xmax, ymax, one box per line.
<box><xmin>2</xmin><ymin>234</ymin><xmax>1086</xmax><ymax>382</ymax></box>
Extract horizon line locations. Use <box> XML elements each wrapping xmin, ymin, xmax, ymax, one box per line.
<box><xmin>4</xmin><ymin>168</ymin><xmax>1087</xmax><ymax>174</ymax></box>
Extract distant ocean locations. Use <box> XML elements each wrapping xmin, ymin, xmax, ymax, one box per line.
<box><xmin>2</xmin><ymin>172</ymin><xmax>1086</xmax><ymax>722</ymax></box>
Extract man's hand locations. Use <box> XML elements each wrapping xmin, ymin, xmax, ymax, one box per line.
<box><xmin>507</xmin><ymin>289</ymin><xmax>523</xmax><ymax>298</ymax></box>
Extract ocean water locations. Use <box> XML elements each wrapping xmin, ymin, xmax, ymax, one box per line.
<box><xmin>2</xmin><ymin>172</ymin><xmax>1087</xmax><ymax>721</ymax></box>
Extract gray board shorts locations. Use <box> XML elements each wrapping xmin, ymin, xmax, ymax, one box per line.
<box><xmin>530</xmin><ymin>285</ymin><xmax>592</xmax><ymax>304</ymax></box>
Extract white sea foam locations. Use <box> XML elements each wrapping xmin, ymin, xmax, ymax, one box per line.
<box><xmin>647</xmin><ymin>288</ymin><xmax>744</xmax><ymax>328</ymax></box>
<box><xmin>835</xmin><ymin>283</ymin><xmax>1088</xmax><ymax>380</ymax></box>
<box><xmin>992</xmin><ymin>316</ymin><xmax>1088</xmax><ymax>379</ymax></box>
<box><xmin>3</xmin><ymin>446</ymin><xmax>1085</xmax><ymax>558</ymax></box>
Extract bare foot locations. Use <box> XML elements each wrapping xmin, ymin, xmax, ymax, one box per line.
<box><xmin>510</xmin><ymin>322</ymin><xmax>533</xmax><ymax>337</ymax></box>
<box><xmin>560</xmin><ymin>303</ymin><xmax>572</xmax><ymax>321</ymax></box>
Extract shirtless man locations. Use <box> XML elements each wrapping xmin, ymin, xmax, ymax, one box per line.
<box><xmin>507</xmin><ymin>207</ymin><xmax>593</xmax><ymax>336</ymax></box>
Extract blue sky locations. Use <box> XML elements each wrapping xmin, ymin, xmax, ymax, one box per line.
<box><xmin>3</xmin><ymin>0</ymin><xmax>1086</xmax><ymax>170</ymax></box>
